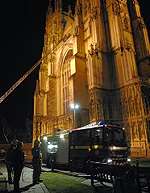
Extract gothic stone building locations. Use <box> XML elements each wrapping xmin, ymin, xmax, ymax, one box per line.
<box><xmin>33</xmin><ymin>0</ymin><xmax>150</xmax><ymax>158</ymax></box>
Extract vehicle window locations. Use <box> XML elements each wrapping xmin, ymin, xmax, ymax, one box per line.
<box><xmin>113</xmin><ymin>129</ymin><xmax>126</xmax><ymax>145</ymax></box>
<box><xmin>47</xmin><ymin>141</ymin><xmax>58</xmax><ymax>153</ymax></box>
<box><xmin>104</xmin><ymin>127</ymin><xmax>126</xmax><ymax>146</ymax></box>
<box><xmin>104</xmin><ymin>129</ymin><xmax>112</xmax><ymax>144</ymax></box>
<box><xmin>91</xmin><ymin>128</ymin><xmax>103</xmax><ymax>144</ymax></box>
<box><xmin>70</xmin><ymin>129</ymin><xmax>91</xmax><ymax>146</ymax></box>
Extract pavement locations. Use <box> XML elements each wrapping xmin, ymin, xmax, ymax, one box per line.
<box><xmin>1</xmin><ymin>159</ymin><xmax>150</xmax><ymax>193</ymax></box>
<box><xmin>0</xmin><ymin>161</ymin><xmax>90</xmax><ymax>193</ymax></box>
<box><xmin>0</xmin><ymin>162</ymin><xmax>49</xmax><ymax>193</ymax></box>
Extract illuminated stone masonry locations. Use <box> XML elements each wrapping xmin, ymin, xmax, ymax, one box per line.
<box><xmin>33</xmin><ymin>0</ymin><xmax>150</xmax><ymax>158</ymax></box>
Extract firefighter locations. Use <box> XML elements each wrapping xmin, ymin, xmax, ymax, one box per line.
<box><xmin>12</xmin><ymin>140</ymin><xmax>24</xmax><ymax>193</ymax></box>
<box><xmin>5</xmin><ymin>140</ymin><xmax>17</xmax><ymax>184</ymax></box>
<box><xmin>32</xmin><ymin>139</ymin><xmax>42</xmax><ymax>184</ymax></box>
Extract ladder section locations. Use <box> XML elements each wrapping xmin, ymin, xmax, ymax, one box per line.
<box><xmin>0</xmin><ymin>59</ymin><xmax>41</xmax><ymax>104</ymax></box>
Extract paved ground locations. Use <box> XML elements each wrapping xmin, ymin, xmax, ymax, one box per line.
<box><xmin>0</xmin><ymin>162</ymin><xmax>49</xmax><ymax>193</ymax></box>
<box><xmin>1</xmin><ymin>159</ymin><xmax>150</xmax><ymax>193</ymax></box>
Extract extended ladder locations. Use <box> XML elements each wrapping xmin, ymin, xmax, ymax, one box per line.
<box><xmin>0</xmin><ymin>59</ymin><xmax>41</xmax><ymax>104</ymax></box>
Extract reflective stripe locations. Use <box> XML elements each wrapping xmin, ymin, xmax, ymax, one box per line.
<box><xmin>70</xmin><ymin>146</ymin><xmax>90</xmax><ymax>149</ymax></box>
<box><xmin>70</xmin><ymin>145</ymin><xmax>103</xmax><ymax>149</ymax></box>
<box><xmin>109</xmin><ymin>146</ymin><xmax>128</xmax><ymax>150</ymax></box>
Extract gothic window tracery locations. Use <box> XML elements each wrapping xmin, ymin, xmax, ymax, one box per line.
<box><xmin>61</xmin><ymin>50</ymin><xmax>73</xmax><ymax>114</ymax></box>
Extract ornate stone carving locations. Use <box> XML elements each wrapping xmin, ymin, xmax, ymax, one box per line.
<box><xmin>61</xmin><ymin>15</ymin><xmax>67</xmax><ymax>29</ymax></box>
<box><xmin>91</xmin><ymin>6</ymin><xmax>98</xmax><ymax>20</ymax></box>
<box><xmin>83</xmin><ymin>0</ymin><xmax>91</xmax><ymax>16</ymax></box>
<box><xmin>83</xmin><ymin>1</ymin><xmax>88</xmax><ymax>16</ymax></box>
<box><xmin>74</xmin><ymin>25</ymin><xmax>79</xmax><ymax>36</ymax></box>
<box><xmin>112</xmin><ymin>1</ymin><xmax>120</xmax><ymax>15</ymax></box>
<box><xmin>123</xmin><ymin>16</ymin><xmax>129</xmax><ymax>31</ymax></box>
<box><xmin>88</xmin><ymin>44</ymin><xmax>99</xmax><ymax>56</ymax></box>
<box><xmin>75</xmin><ymin>3</ymin><xmax>82</xmax><ymax>16</ymax></box>
<box><xmin>138</xmin><ymin>18</ymin><xmax>145</xmax><ymax>29</ymax></box>
<box><xmin>62</xmin><ymin>33</ymin><xmax>71</xmax><ymax>42</ymax></box>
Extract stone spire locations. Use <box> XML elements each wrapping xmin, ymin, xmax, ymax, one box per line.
<box><xmin>74</xmin><ymin>0</ymin><xmax>85</xmax><ymax>56</ymax></box>
<box><xmin>55</xmin><ymin>0</ymin><xmax>61</xmax><ymax>12</ymax></box>
<box><xmin>128</xmin><ymin>0</ymin><xmax>150</xmax><ymax>63</ymax></box>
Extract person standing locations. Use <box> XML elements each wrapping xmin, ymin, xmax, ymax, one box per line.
<box><xmin>32</xmin><ymin>139</ymin><xmax>42</xmax><ymax>184</ymax></box>
<box><xmin>12</xmin><ymin>140</ymin><xmax>24</xmax><ymax>193</ymax></box>
<box><xmin>5</xmin><ymin>141</ymin><xmax>17</xmax><ymax>184</ymax></box>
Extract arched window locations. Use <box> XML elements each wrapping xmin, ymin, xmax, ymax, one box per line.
<box><xmin>61</xmin><ymin>50</ymin><xmax>73</xmax><ymax>114</ymax></box>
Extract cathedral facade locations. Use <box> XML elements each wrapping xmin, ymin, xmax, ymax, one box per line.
<box><xmin>33</xmin><ymin>0</ymin><xmax>150</xmax><ymax>157</ymax></box>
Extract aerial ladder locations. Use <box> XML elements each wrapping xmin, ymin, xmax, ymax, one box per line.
<box><xmin>0</xmin><ymin>58</ymin><xmax>42</xmax><ymax>143</ymax></box>
<box><xmin>0</xmin><ymin>38</ymin><xmax>55</xmax><ymax>143</ymax></box>
<box><xmin>0</xmin><ymin>59</ymin><xmax>41</xmax><ymax>104</ymax></box>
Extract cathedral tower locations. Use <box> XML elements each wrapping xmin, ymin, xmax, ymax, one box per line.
<box><xmin>33</xmin><ymin>0</ymin><xmax>150</xmax><ymax>157</ymax></box>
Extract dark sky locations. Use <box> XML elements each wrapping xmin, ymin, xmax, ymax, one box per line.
<box><xmin>0</xmin><ymin>0</ymin><xmax>48</xmax><ymax>138</ymax></box>
<box><xmin>0</xmin><ymin>0</ymin><xmax>149</xmax><ymax>140</ymax></box>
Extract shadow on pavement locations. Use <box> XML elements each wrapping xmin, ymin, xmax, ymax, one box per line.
<box><xmin>93</xmin><ymin>186</ymin><xmax>113</xmax><ymax>193</ymax></box>
<box><xmin>20</xmin><ymin>183</ymin><xmax>35</xmax><ymax>192</ymax></box>
<box><xmin>7</xmin><ymin>183</ymin><xmax>35</xmax><ymax>193</ymax></box>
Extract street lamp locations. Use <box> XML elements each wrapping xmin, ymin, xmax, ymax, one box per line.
<box><xmin>70</xmin><ymin>103</ymin><xmax>80</xmax><ymax>128</ymax></box>
<box><xmin>43</xmin><ymin>136</ymin><xmax>47</xmax><ymax>141</ymax></box>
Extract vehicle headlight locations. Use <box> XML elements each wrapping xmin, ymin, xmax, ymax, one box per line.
<box><xmin>127</xmin><ymin>158</ymin><xmax>131</xmax><ymax>162</ymax></box>
<box><xmin>47</xmin><ymin>144</ymin><xmax>54</xmax><ymax>150</ymax></box>
<box><xmin>60</xmin><ymin>133</ymin><xmax>65</xmax><ymax>140</ymax></box>
<box><xmin>107</xmin><ymin>158</ymin><xmax>112</xmax><ymax>163</ymax></box>
<box><xmin>43</xmin><ymin>136</ymin><xmax>48</xmax><ymax>141</ymax></box>
<box><xmin>94</xmin><ymin>145</ymin><xmax>99</xmax><ymax>149</ymax></box>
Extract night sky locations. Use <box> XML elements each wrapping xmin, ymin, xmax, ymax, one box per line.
<box><xmin>0</xmin><ymin>0</ymin><xmax>149</xmax><ymax>142</ymax></box>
